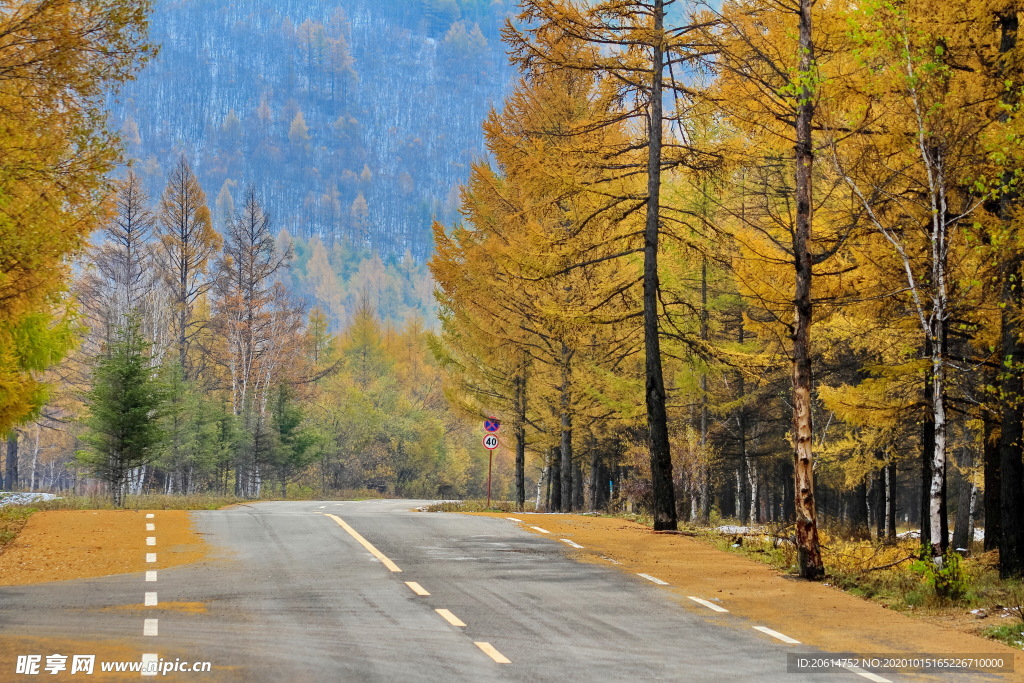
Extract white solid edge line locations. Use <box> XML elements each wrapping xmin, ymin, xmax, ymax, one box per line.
<box><xmin>560</xmin><ymin>538</ymin><xmax>584</xmax><ymax>549</ymax></box>
<box><xmin>637</xmin><ymin>573</ymin><xmax>669</xmax><ymax>585</ymax></box>
<box><xmin>530</xmin><ymin>526</ymin><xmax>550</xmax><ymax>534</ymax></box>
<box><xmin>144</xmin><ymin>592</ymin><xmax>157</xmax><ymax>607</ymax></box>
<box><xmin>687</xmin><ymin>596</ymin><xmax>728</xmax><ymax>612</ymax></box>
<box><xmin>475</xmin><ymin>642</ymin><xmax>511</xmax><ymax>664</ymax></box>
<box><xmin>405</xmin><ymin>581</ymin><xmax>430</xmax><ymax>596</ymax></box>
<box><xmin>752</xmin><ymin>626</ymin><xmax>800</xmax><ymax>644</ymax></box>
<box><xmin>141</xmin><ymin>653</ymin><xmax>158</xmax><ymax>677</ymax></box>
<box><xmin>145</xmin><ymin>553</ymin><xmax>156</xmax><ymax>563</ymax></box>
<box><xmin>844</xmin><ymin>666</ymin><xmax>891</xmax><ymax>683</ymax></box>
<box><xmin>505</xmin><ymin>517</ymin><xmax>522</xmax><ymax>522</ymax></box>
<box><xmin>143</xmin><ymin>619</ymin><xmax>158</xmax><ymax>636</ymax></box>
<box><xmin>146</xmin><ymin>537</ymin><xmax>156</xmax><ymax>546</ymax></box>
<box><xmin>435</xmin><ymin>608</ymin><xmax>466</xmax><ymax>627</ymax></box>
<box><xmin>145</xmin><ymin>571</ymin><xmax>157</xmax><ymax>582</ymax></box>
<box><xmin>145</xmin><ymin>513</ymin><xmax>154</xmax><ymax>519</ymax></box>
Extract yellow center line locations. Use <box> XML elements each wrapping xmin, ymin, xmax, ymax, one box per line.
<box><xmin>405</xmin><ymin>581</ymin><xmax>430</xmax><ymax>596</ymax></box>
<box><xmin>435</xmin><ymin>608</ymin><xmax>466</xmax><ymax>627</ymax></box>
<box><xmin>474</xmin><ymin>642</ymin><xmax>511</xmax><ymax>664</ymax></box>
<box><xmin>324</xmin><ymin>514</ymin><xmax>402</xmax><ymax>572</ymax></box>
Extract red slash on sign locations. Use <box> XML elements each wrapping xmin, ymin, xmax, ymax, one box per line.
<box><xmin>483</xmin><ymin>434</ymin><xmax>499</xmax><ymax>450</ymax></box>
<box><xmin>483</xmin><ymin>417</ymin><xmax>501</xmax><ymax>433</ymax></box>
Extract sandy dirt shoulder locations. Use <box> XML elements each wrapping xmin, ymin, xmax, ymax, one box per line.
<box><xmin>0</xmin><ymin>509</ymin><xmax>206</xmax><ymax>585</ymax></box>
<box><xmin>469</xmin><ymin>512</ymin><xmax>1023</xmax><ymax>678</ymax></box>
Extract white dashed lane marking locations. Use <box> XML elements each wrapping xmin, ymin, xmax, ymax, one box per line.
<box><xmin>637</xmin><ymin>573</ymin><xmax>668</xmax><ymax>585</ymax></box>
<box><xmin>141</xmin><ymin>653</ymin><xmax>158</xmax><ymax>677</ymax></box>
<box><xmin>143</xmin><ymin>516</ymin><xmax>157</xmax><ymax>650</ymax></box>
<box><xmin>845</xmin><ymin>665</ymin><xmax>892</xmax><ymax>682</ymax></box>
<box><xmin>530</xmin><ymin>526</ymin><xmax>550</xmax><ymax>534</ymax></box>
<box><xmin>560</xmin><ymin>538</ymin><xmax>584</xmax><ymax>549</ymax></box>
<box><xmin>688</xmin><ymin>596</ymin><xmax>729</xmax><ymax>613</ymax></box>
<box><xmin>505</xmin><ymin>517</ymin><xmax>522</xmax><ymax>522</ymax></box>
<box><xmin>753</xmin><ymin>626</ymin><xmax>799</xmax><ymax>644</ymax></box>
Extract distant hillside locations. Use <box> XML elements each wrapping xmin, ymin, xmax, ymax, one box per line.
<box><xmin>114</xmin><ymin>0</ymin><xmax>516</xmax><ymax>261</ymax></box>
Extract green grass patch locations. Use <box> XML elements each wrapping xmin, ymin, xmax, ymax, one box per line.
<box><xmin>982</xmin><ymin>622</ymin><xmax>1024</xmax><ymax>649</ymax></box>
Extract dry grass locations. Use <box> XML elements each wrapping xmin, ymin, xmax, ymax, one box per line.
<box><xmin>0</xmin><ymin>493</ymin><xmax>242</xmax><ymax>554</ymax></box>
<box><xmin>422</xmin><ymin>499</ymin><xmax>539</xmax><ymax>513</ymax></box>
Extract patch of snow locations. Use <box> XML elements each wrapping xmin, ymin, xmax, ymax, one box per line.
<box><xmin>0</xmin><ymin>492</ymin><xmax>59</xmax><ymax>507</ymax></box>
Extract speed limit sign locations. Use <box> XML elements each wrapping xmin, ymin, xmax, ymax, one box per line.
<box><xmin>482</xmin><ymin>434</ymin><xmax>499</xmax><ymax>450</ymax></box>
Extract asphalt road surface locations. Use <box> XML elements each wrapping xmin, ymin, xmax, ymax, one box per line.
<box><xmin>0</xmin><ymin>500</ymin><xmax>966</xmax><ymax>681</ymax></box>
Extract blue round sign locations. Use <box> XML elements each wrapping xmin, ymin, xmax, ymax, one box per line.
<box><xmin>483</xmin><ymin>417</ymin><xmax>501</xmax><ymax>433</ymax></box>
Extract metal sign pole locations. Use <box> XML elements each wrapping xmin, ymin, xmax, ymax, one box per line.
<box><xmin>487</xmin><ymin>449</ymin><xmax>493</xmax><ymax>508</ymax></box>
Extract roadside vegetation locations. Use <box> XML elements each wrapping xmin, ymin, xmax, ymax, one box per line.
<box><xmin>693</xmin><ymin>520</ymin><xmax>1024</xmax><ymax>649</ymax></box>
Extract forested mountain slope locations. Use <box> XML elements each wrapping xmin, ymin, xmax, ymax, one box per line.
<box><xmin>114</xmin><ymin>0</ymin><xmax>515</xmax><ymax>262</ymax></box>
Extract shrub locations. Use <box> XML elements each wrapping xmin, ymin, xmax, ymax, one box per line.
<box><xmin>910</xmin><ymin>548</ymin><xmax>969</xmax><ymax>601</ymax></box>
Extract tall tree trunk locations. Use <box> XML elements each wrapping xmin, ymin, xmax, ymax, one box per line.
<box><xmin>5</xmin><ymin>431</ymin><xmax>18</xmax><ymax>492</ymax></box>
<box><xmin>874</xmin><ymin>468</ymin><xmax>884</xmax><ymax>540</ymax></box>
<box><xmin>1000</xmin><ymin>269</ymin><xmax>1024</xmax><ymax>576</ymax></box>
<box><xmin>984</xmin><ymin>406</ymin><xmax>1001</xmax><ymax>551</ymax></box>
<box><xmin>997</xmin><ymin>9</ymin><xmax>1023</xmax><ymax>576</ymax></box>
<box><xmin>643</xmin><ymin>0</ymin><xmax>677</xmax><ymax>531</ymax></box>
<box><xmin>921</xmin><ymin>343</ymin><xmax>934</xmax><ymax>544</ymax></box>
<box><xmin>748</xmin><ymin>461</ymin><xmax>759</xmax><ymax>524</ymax></box>
<box><xmin>791</xmin><ymin>0</ymin><xmax>823</xmax><ymax>579</ymax></box>
<box><xmin>513</xmin><ymin>364</ymin><xmax>527</xmax><ymax>511</ymax></box>
<box><xmin>885</xmin><ymin>462</ymin><xmax>896</xmax><ymax>542</ymax></box>
<box><xmin>588</xmin><ymin>447</ymin><xmax>599</xmax><ymax>512</ymax></box>
<box><xmin>736</xmin><ymin>317</ymin><xmax>748</xmax><ymax>523</ymax></box>
<box><xmin>549</xmin><ymin>447</ymin><xmax>562</xmax><ymax>512</ymax></box>
<box><xmin>559</xmin><ymin>343</ymin><xmax>573</xmax><ymax>512</ymax></box>
<box><xmin>928</xmin><ymin>302</ymin><xmax>949</xmax><ymax>557</ymax></box>
<box><xmin>573</xmin><ymin>460</ymin><xmax>584</xmax><ymax>511</ymax></box>
<box><xmin>952</xmin><ymin>451</ymin><xmax>973</xmax><ymax>554</ymax></box>
<box><xmin>697</xmin><ymin>256</ymin><xmax>709</xmax><ymax>524</ymax></box>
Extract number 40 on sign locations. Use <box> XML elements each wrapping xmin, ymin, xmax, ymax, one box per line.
<box><xmin>482</xmin><ymin>434</ymin><xmax>499</xmax><ymax>450</ymax></box>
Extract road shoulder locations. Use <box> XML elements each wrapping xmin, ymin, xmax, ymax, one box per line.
<box><xmin>466</xmin><ymin>512</ymin><xmax>1022</xmax><ymax>677</ymax></box>
<box><xmin>0</xmin><ymin>510</ymin><xmax>206</xmax><ymax>585</ymax></box>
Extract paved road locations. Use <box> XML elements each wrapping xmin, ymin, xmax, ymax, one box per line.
<box><xmin>0</xmin><ymin>500</ymin><xmax>948</xmax><ymax>681</ymax></box>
